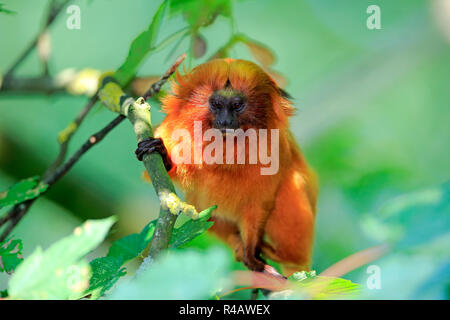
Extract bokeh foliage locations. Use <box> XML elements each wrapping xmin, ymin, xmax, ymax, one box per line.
<box><xmin>0</xmin><ymin>0</ymin><xmax>449</xmax><ymax>299</ymax></box>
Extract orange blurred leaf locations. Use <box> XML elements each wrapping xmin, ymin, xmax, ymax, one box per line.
<box><xmin>245</xmin><ymin>39</ymin><xmax>276</xmax><ymax>67</ymax></box>
<box><xmin>193</xmin><ymin>33</ymin><xmax>207</xmax><ymax>58</ymax></box>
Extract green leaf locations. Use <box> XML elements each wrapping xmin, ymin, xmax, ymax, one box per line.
<box><xmin>301</xmin><ymin>276</ymin><xmax>361</xmax><ymax>300</ymax></box>
<box><xmin>107</xmin><ymin>220</ymin><xmax>156</xmax><ymax>262</ymax></box>
<box><xmin>0</xmin><ymin>3</ymin><xmax>16</xmax><ymax>15</ymax></box>
<box><xmin>0</xmin><ymin>176</ymin><xmax>48</xmax><ymax>208</ymax></box>
<box><xmin>169</xmin><ymin>205</ymin><xmax>216</xmax><ymax>248</ymax></box>
<box><xmin>82</xmin><ymin>205</ymin><xmax>215</xmax><ymax>300</ymax></box>
<box><xmin>114</xmin><ymin>0</ymin><xmax>168</xmax><ymax>86</ymax></box>
<box><xmin>169</xmin><ymin>0</ymin><xmax>232</xmax><ymax>28</ymax></box>
<box><xmin>0</xmin><ymin>289</ymin><xmax>8</xmax><ymax>298</ymax></box>
<box><xmin>84</xmin><ymin>220</ymin><xmax>156</xmax><ymax>299</ymax></box>
<box><xmin>152</xmin><ymin>27</ymin><xmax>189</xmax><ymax>55</ymax></box>
<box><xmin>108</xmin><ymin>247</ymin><xmax>230</xmax><ymax>299</ymax></box>
<box><xmin>85</xmin><ymin>256</ymin><xmax>126</xmax><ymax>300</ymax></box>
<box><xmin>362</xmin><ymin>183</ymin><xmax>450</xmax><ymax>250</ymax></box>
<box><xmin>8</xmin><ymin>217</ymin><xmax>116</xmax><ymax>300</ymax></box>
<box><xmin>280</xmin><ymin>272</ymin><xmax>361</xmax><ymax>300</ymax></box>
<box><xmin>0</xmin><ymin>238</ymin><xmax>23</xmax><ymax>274</ymax></box>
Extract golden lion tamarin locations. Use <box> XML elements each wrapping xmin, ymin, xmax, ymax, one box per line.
<box><xmin>136</xmin><ymin>58</ymin><xmax>318</xmax><ymax>277</ymax></box>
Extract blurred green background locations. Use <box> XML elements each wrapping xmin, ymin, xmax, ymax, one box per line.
<box><xmin>0</xmin><ymin>0</ymin><xmax>449</xmax><ymax>299</ymax></box>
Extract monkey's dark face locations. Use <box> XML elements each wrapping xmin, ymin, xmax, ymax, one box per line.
<box><xmin>163</xmin><ymin>59</ymin><xmax>293</xmax><ymax>132</ymax></box>
<box><xmin>208</xmin><ymin>88</ymin><xmax>247</xmax><ymax>132</ymax></box>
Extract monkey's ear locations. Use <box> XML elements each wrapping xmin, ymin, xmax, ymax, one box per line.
<box><xmin>272</xmin><ymin>90</ymin><xmax>295</xmax><ymax>122</ymax></box>
<box><xmin>278</xmin><ymin>88</ymin><xmax>293</xmax><ymax>100</ymax></box>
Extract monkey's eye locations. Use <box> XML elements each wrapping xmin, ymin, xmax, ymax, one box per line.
<box><xmin>230</xmin><ymin>97</ymin><xmax>245</xmax><ymax>112</ymax></box>
<box><xmin>209</xmin><ymin>96</ymin><xmax>224</xmax><ymax>109</ymax></box>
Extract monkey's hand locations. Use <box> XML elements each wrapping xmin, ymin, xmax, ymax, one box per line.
<box><xmin>135</xmin><ymin>137</ymin><xmax>172</xmax><ymax>171</ymax></box>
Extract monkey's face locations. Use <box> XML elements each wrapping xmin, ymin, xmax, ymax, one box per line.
<box><xmin>208</xmin><ymin>87</ymin><xmax>247</xmax><ymax>132</ymax></box>
<box><xmin>162</xmin><ymin>59</ymin><xmax>293</xmax><ymax>131</ymax></box>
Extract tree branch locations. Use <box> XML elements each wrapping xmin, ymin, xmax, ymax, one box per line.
<box><xmin>43</xmin><ymin>94</ymin><xmax>99</xmax><ymax>179</ymax></box>
<box><xmin>97</xmin><ymin>54</ymin><xmax>215</xmax><ymax>261</ymax></box>
<box><xmin>0</xmin><ymin>115</ymin><xmax>125</xmax><ymax>241</ymax></box>
<box><xmin>142</xmin><ymin>53</ymin><xmax>186</xmax><ymax>100</ymax></box>
<box><xmin>0</xmin><ymin>76</ymin><xmax>63</xmax><ymax>94</ymax></box>
<box><xmin>0</xmin><ymin>56</ymin><xmax>185</xmax><ymax>242</ymax></box>
<box><xmin>0</xmin><ymin>72</ymin><xmax>165</xmax><ymax>97</ymax></box>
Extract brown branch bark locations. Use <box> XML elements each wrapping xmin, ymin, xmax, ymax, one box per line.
<box><xmin>0</xmin><ymin>115</ymin><xmax>125</xmax><ymax>241</ymax></box>
<box><xmin>43</xmin><ymin>94</ymin><xmax>99</xmax><ymax>179</ymax></box>
<box><xmin>0</xmin><ymin>57</ymin><xmax>182</xmax><ymax>241</ymax></box>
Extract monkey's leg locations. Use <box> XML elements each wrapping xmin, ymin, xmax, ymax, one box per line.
<box><xmin>135</xmin><ymin>137</ymin><xmax>172</xmax><ymax>171</ymax></box>
<box><xmin>211</xmin><ymin>215</ymin><xmax>284</xmax><ymax>280</ymax></box>
<box><xmin>208</xmin><ymin>218</ymin><xmax>244</xmax><ymax>261</ymax></box>
<box><xmin>262</xmin><ymin>177</ymin><xmax>315</xmax><ymax>277</ymax></box>
<box><xmin>239</xmin><ymin>206</ymin><xmax>271</xmax><ymax>273</ymax></box>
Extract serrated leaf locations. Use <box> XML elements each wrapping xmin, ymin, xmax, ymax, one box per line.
<box><xmin>85</xmin><ymin>220</ymin><xmax>156</xmax><ymax>299</ymax></box>
<box><xmin>114</xmin><ymin>0</ymin><xmax>168</xmax><ymax>86</ymax></box>
<box><xmin>0</xmin><ymin>238</ymin><xmax>23</xmax><ymax>274</ymax></box>
<box><xmin>107</xmin><ymin>220</ymin><xmax>156</xmax><ymax>262</ymax></box>
<box><xmin>8</xmin><ymin>217</ymin><xmax>115</xmax><ymax>300</ymax></box>
<box><xmin>0</xmin><ymin>176</ymin><xmax>48</xmax><ymax>208</ymax></box>
<box><xmin>169</xmin><ymin>205</ymin><xmax>216</xmax><ymax>248</ymax></box>
<box><xmin>82</xmin><ymin>205</ymin><xmax>215</xmax><ymax>300</ymax></box>
<box><xmin>85</xmin><ymin>256</ymin><xmax>126</xmax><ymax>299</ymax></box>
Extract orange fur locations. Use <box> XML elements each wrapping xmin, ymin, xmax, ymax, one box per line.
<box><xmin>155</xmin><ymin>59</ymin><xmax>318</xmax><ymax>276</ymax></box>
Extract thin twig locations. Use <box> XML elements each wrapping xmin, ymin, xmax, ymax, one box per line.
<box><xmin>0</xmin><ymin>57</ymin><xmax>183</xmax><ymax>241</ymax></box>
<box><xmin>0</xmin><ymin>210</ymin><xmax>14</xmax><ymax>228</ymax></box>
<box><xmin>43</xmin><ymin>94</ymin><xmax>99</xmax><ymax>179</ymax></box>
<box><xmin>0</xmin><ymin>203</ymin><xmax>30</xmax><ymax>242</ymax></box>
<box><xmin>0</xmin><ymin>76</ymin><xmax>60</xmax><ymax>94</ymax></box>
<box><xmin>1</xmin><ymin>90</ymin><xmax>98</xmax><ymax>233</ymax></box>
<box><xmin>0</xmin><ymin>74</ymin><xmax>163</xmax><ymax>96</ymax></box>
<box><xmin>2</xmin><ymin>0</ymin><xmax>71</xmax><ymax>84</ymax></box>
<box><xmin>45</xmin><ymin>115</ymin><xmax>126</xmax><ymax>186</ymax></box>
<box><xmin>142</xmin><ymin>53</ymin><xmax>186</xmax><ymax>100</ymax></box>
<box><xmin>2</xmin><ymin>90</ymin><xmax>100</xmax><ymax>234</ymax></box>
<box><xmin>0</xmin><ymin>115</ymin><xmax>125</xmax><ymax>241</ymax></box>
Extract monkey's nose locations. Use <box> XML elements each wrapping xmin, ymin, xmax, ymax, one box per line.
<box><xmin>215</xmin><ymin>108</ymin><xmax>236</xmax><ymax>127</ymax></box>
<box><xmin>216</xmin><ymin>118</ymin><xmax>233</xmax><ymax>127</ymax></box>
